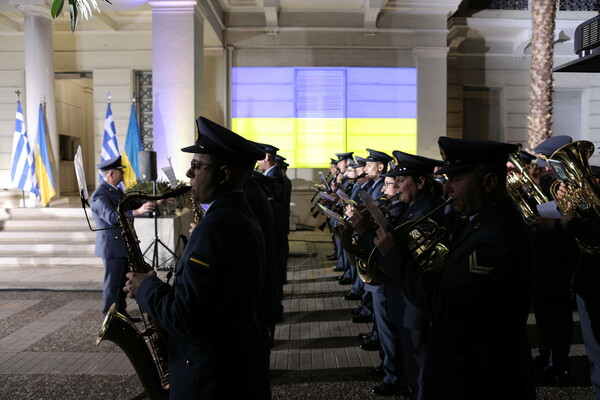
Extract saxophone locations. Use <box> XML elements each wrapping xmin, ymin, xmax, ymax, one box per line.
<box><xmin>96</xmin><ymin>185</ymin><xmax>191</xmax><ymax>400</ymax></box>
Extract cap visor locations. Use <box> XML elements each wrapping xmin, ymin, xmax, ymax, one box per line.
<box><xmin>435</xmin><ymin>164</ymin><xmax>476</xmax><ymax>175</ymax></box>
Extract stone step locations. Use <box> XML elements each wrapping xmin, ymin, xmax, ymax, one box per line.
<box><xmin>0</xmin><ymin>231</ymin><xmax>96</xmax><ymax>240</ymax></box>
<box><xmin>0</xmin><ymin>218</ymin><xmax>95</xmax><ymax>230</ymax></box>
<box><xmin>0</xmin><ymin>255</ymin><xmax>103</xmax><ymax>267</ymax></box>
<box><xmin>0</xmin><ymin>206</ymin><xmax>87</xmax><ymax>220</ymax></box>
<box><xmin>0</xmin><ymin>242</ymin><xmax>95</xmax><ymax>254</ymax></box>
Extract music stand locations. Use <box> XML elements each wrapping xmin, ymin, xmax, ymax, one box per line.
<box><xmin>137</xmin><ymin>150</ymin><xmax>177</xmax><ymax>270</ymax></box>
<box><xmin>141</xmin><ymin>180</ymin><xmax>178</xmax><ymax>270</ymax></box>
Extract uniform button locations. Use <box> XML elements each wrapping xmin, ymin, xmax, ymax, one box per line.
<box><xmin>185</xmin><ymin>360</ymin><xmax>193</xmax><ymax>367</ymax></box>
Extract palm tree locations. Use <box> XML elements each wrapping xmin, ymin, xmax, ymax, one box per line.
<box><xmin>527</xmin><ymin>0</ymin><xmax>557</xmax><ymax>152</ymax></box>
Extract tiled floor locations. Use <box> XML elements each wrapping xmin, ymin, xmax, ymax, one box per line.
<box><xmin>0</xmin><ymin>229</ymin><xmax>596</xmax><ymax>399</ymax></box>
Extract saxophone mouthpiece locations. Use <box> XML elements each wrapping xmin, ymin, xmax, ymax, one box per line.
<box><xmin>167</xmin><ymin>185</ymin><xmax>192</xmax><ymax>198</ymax></box>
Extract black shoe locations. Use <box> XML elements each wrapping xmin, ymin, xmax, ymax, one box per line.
<box><xmin>327</xmin><ymin>254</ymin><xmax>338</xmax><ymax>261</ymax></box>
<box><xmin>339</xmin><ymin>277</ymin><xmax>352</xmax><ymax>285</ymax></box>
<box><xmin>337</xmin><ymin>275</ymin><xmax>346</xmax><ymax>281</ymax></box>
<box><xmin>371</xmin><ymin>382</ymin><xmax>402</xmax><ymax>396</ymax></box>
<box><xmin>352</xmin><ymin>313</ymin><xmax>372</xmax><ymax>323</ymax></box>
<box><xmin>345</xmin><ymin>292</ymin><xmax>362</xmax><ymax>301</ymax></box>
<box><xmin>367</xmin><ymin>366</ymin><xmax>385</xmax><ymax>378</ymax></box>
<box><xmin>350</xmin><ymin>307</ymin><xmax>363</xmax><ymax>316</ymax></box>
<box><xmin>360</xmin><ymin>339</ymin><xmax>380</xmax><ymax>351</ymax></box>
<box><xmin>538</xmin><ymin>365</ymin><xmax>568</xmax><ymax>383</ymax></box>
<box><xmin>332</xmin><ymin>265</ymin><xmax>344</xmax><ymax>272</ymax></box>
<box><xmin>121</xmin><ymin>311</ymin><xmax>142</xmax><ymax>323</ymax></box>
<box><xmin>357</xmin><ymin>331</ymin><xmax>372</xmax><ymax>341</ymax></box>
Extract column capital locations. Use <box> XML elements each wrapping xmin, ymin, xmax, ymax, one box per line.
<box><xmin>149</xmin><ymin>0</ymin><xmax>198</xmax><ymax>13</ymax></box>
<box><xmin>10</xmin><ymin>0</ymin><xmax>53</xmax><ymax>19</ymax></box>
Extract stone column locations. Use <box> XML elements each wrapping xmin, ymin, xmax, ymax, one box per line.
<box><xmin>11</xmin><ymin>0</ymin><xmax>60</xmax><ymax>193</ymax></box>
<box><xmin>149</xmin><ymin>0</ymin><xmax>204</xmax><ymax>179</ymax></box>
<box><xmin>414</xmin><ymin>47</ymin><xmax>449</xmax><ymax>159</ymax></box>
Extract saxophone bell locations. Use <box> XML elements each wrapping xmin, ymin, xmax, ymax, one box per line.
<box><xmin>97</xmin><ymin>186</ymin><xmax>191</xmax><ymax>399</ymax></box>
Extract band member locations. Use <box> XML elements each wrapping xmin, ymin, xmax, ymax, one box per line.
<box><xmin>91</xmin><ymin>155</ymin><xmax>155</xmax><ymax>320</ymax></box>
<box><xmin>557</xmin><ymin>168</ymin><xmax>600</xmax><ymax>399</ymax></box>
<box><xmin>374</xmin><ymin>137</ymin><xmax>535</xmax><ymax>400</ymax></box>
<box><xmin>257</xmin><ymin>143</ymin><xmax>289</xmax><ymax>291</ymax></box>
<box><xmin>364</xmin><ymin>149</ymin><xmax>393</xmax><ymax>201</ymax></box>
<box><xmin>373</xmin><ymin>150</ymin><xmax>446</xmax><ymax>400</ymax></box>
<box><xmin>123</xmin><ymin>117</ymin><xmax>271</xmax><ymax>400</ymax></box>
<box><xmin>335</xmin><ymin>152</ymin><xmax>354</xmax><ymax>190</ymax></box>
<box><xmin>531</xmin><ymin>135</ymin><xmax>577</xmax><ymax>382</ymax></box>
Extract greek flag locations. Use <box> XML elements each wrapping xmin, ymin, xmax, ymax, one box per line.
<box><xmin>99</xmin><ymin>101</ymin><xmax>121</xmax><ymax>184</ymax></box>
<box><xmin>10</xmin><ymin>101</ymin><xmax>38</xmax><ymax>196</ymax></box>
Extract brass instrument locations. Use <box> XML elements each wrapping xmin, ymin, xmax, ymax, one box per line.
<box><xmin>507</xmin><ymin>151</ymin><xmax>550</xmax><ymax>221</ymax></box>
<box><xmin>367</xmin><ymin>197</ymin><xmax>453</xmax><ymax>279</ymax></box>
<box><xmin>333</xmin><ymin>209</ymin><xmax>378</xmax><ymax>284</ymax></box>
<box><xmin>97</xmin><ymin>185</ymin><xmax>191</xmax><ymax>400</ymax></box>
<box><xmin>543</xmin><ymin>141</ymin><xmax>600</xmax><ymax>254</ymax></box>
<box><xmin>190</xmin><ymin>192</ymin><xmax>204</xmax><ymax>224</ymax></box>
<box><xmin>337</xmin><ymin>202</ymin><xmax>393</xmax><ymax>285</ymax></box>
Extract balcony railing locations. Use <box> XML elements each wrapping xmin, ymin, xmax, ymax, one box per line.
<box><xmin>467</xmin><ymin>0</ymin><xmax>598</xmax><ymax>11</ymax></box>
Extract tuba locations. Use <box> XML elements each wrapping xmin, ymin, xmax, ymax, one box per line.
<box><xmin>367</xmin><ymin>197</ymin><xmax>453</xmax><ymax>278</ymax></box>
<box><xmin>544</xmin><ymin>141</ymin><xmax>600</xmax><ymax>254</ymax></box>
<box><xmin>96</xmin><ymin>185</ymin><xmax>191</xmax><ymax>400</ymax></box>
<box><xmin>506</xmin><ymin>150</ymin><xmax>550</xmax><ymax>221</ymax></box>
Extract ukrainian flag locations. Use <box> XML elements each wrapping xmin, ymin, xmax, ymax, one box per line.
<box><xmin>231</xmin><ymin>67</ymin><xmax>417</xmax><ymax>168</ymax></box>
<box><xmin>122</xmin><ymin>101</ymin><xmax>142</xmax><ymax>189</ymax></box>
<box><xmin>35</xmin><ymin>103</ymin><xmax>56</xmax><ymax>207</ymax></box>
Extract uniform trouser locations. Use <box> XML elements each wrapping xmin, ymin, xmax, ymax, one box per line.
<box><xmin>372</xmin><ymin>292</ymin><xmax>402</xmax><ymax>387</ymax></box>
<box><xmin>577</xmin><ymin>294</ymin><xmax>600</xmax><ymax>400</ymax></box>
<box><xmin>334</xmin><ymin>235</ymin><xmax>346</xmax><ymax>270</ymax></box>
<box><xmin>342</xmin><ymin>251</ymin><xmax>352</xmax><ymax>279</ymax></box>
<box><xmin>533</xmin><ymin>273</ymin><xmax>573</xmax><ymax>369</ymax></box>
<box><xmin>360</xmin><ymin>291</ymin><xmax>373</xmax><ymax>317</ymax></box>
<box><xmin>350</xmin><ymin>262</ymin><xmax>364</xmax><ymax>295</ymax></box>
<box><xmin>399</xmin><ymin>325</ymin><xmax>428</xmax><ymax>400</ymax></box>
<box><xmin>102</xmin><ymin>257</ymin><xmax>128</xmax><ymax>315</ymax></box>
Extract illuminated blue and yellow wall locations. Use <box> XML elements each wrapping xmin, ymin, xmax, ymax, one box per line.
<box><xmin>232</xmin><ymin>67</ymin><xmax>417</xmax><ymax>167</ymax></box>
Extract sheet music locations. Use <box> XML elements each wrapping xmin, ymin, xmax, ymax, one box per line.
<box><xmin>161</xmin><ymin>156</ymin><xmax>178</xmax><ymax>188</ymax></box>
<box><xmin>73</xmin><ymin>145</ymin><xmax>88</xmax><ymax>202</ymax></box>
<box><xmin>537</xmin><ymin>201</ymin><xmax>563</xmax><ymax>219</ymax></box>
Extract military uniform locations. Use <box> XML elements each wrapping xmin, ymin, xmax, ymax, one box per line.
<box><xmin>379</xmin><ymin>150</ymin><xmax>446</xmax><ymax>400</ymax></box>
<box><xmin>398</xmin><ymin>138</ymin><xmax>535</xmax><ymax>400</ymax></box>
<box><xmin>90</xmin><ymin>157</ymin><xmax>140</xmax><ymax>315</ymax></box>
<box><xmin>531</xmin><ymin>136</ymin><xmax>577</xmax><ymax>378</ymax></box>
<box><xmin>134</xmin><ymin>117</ymin><xmax>270</xmax><ymax>400</ymax></box>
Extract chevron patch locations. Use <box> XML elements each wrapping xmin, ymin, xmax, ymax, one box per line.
<box><xmin>468</xmin><ymin>251</ymin><xmax>494</xmax><ymax>274</ymax></box>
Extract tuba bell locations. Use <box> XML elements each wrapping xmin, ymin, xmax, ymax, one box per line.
<box><xmin>543</xmin><ymin>140</ymin><xmax>600</xmax><ymax>254</ymax></box>
<box><xmin>506</xmin><ymin>150</ymin><xmax>550</xmax><ymax>221</ymax></box>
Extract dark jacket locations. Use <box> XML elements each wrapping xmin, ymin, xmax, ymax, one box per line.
<box><xmin>90</xmin><ymin>181</ymin><xmax>129</xmax><ymax>259</ymax></box>
<box><xmin>137</xmin><ymin>191</ymin><xmax>270</xmax><ymax>400</ymax></box>
<box><xmin>399</xmin><ymin>197</ymin><xmax>535</xmax><ymax>400</ymax></box>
